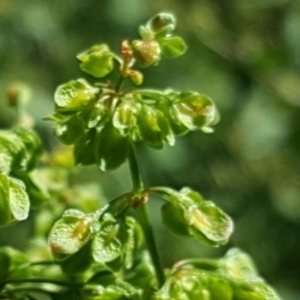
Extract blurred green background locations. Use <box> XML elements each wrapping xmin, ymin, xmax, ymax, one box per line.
<box><xmin>1</xmin><ymin>0</ymin><xmax>300</xmax><ymax>298</ymax></box>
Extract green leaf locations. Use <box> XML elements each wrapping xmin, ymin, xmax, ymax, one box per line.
<box><xmin>0</xmin><ymin>131</ymin><xmax>24</xmax><ymax>173</ymax></box>
<box><xmin>73</xmin><ymin>129</ymin><xmax>98</xmax><ymax>166</ymax></box>
<box><xmin>54</xmin><ymin>79</ymin><xmax>98</xmax><ymax>111</ymax></box>
<box><xmin>96</xmin><ymin>124</ymin><xmax>129</xmax><ymax>171</ymax></box>
<box><xmin>125</xmin><ymin>251</ymin><xmax>156</xmax><ymax>289</ymax></box>
<box><xmin>159</xmin><ymin>36</ymin><xmax>187</xmax><ymax>58</ymax></box>
<box><xmin>0</xmin><ymin>247</ymin><xmax>29</xmax><ymax>282</ymax></box>
<box><xmin>0</xmin><ymin>174</ymin><xmax>12</xmax><ymax>225</ymax></box>
<box><xmin>61</xmin><ymin>240</ymin><xmax>93</xmax><ymax>275</ymax></box>
<box><xmin>12</xmin><ymin>126</ymin><xmax>42</xmax><ymax>171</ymax></box>
<box><xmin>77</xmin><ymin>44</ymin><xmax>115</xmax><ymax>78</ymax></box>
<box><xmin>8</xmin><ymin>177</ymin><xmax>30</xmax><ymax>222</ymax></box>
<box><xmin>49</xmin><ymin>209</ymin><xmax>99</xmax><ymax>260</ymax></box>
<box><xmin>13</xmin><ymin>170</ymin><xmax>48</xmax><ymax>209</ymax></box>
<box><xmin>0</xmin><ymin>127</ymin><xmax>42</xmax><ymax>173</ymax></box>
<box><xmin>0</xmin><ymin>250</ymin><xmax>10</xmax><ymax>283</ymax></box>
<box><xmin>55</xmin><ymin>114</ymin><xmax>85</xmax><ymax>145</ymax></box>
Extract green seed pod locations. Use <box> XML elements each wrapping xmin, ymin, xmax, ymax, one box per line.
<box><xmin>161</xmin><ymin>202</ymin><xmax>190</xmax><ymax>237</ymax></box>
<box><xmin>73</xmin><ymin>129</ymin><xmax>98</xmax><ymax>166</ymax></box>
<box><xmin>132</xmin><ymin>40</ymin><xmax>161</xmax><ymax>68</ymax></box>
<box><xmin>61</xmin><ymin>240</ymin><xmax>93</xmax><ymax>275</ymax></box>
<box><xmin>147</xmin><ymin>12</ymin><xmax>176</xmax><ymax>34</ymax></box>
<box><xmin>210</xmin><ymin>280</ymin><xmax>233</xmax><ymax>300</ymax></box>
<box><xmin>129</xmin><ymin>70</ymin><xmax>144</xmax><ymax>86</ymax></box>
<box><xmin>0</xmin><ymin>174</ymin><xmax>12</xmax><ymax>225</ymax></box>
<box><xmin>173</xmin><ymin>92</ymin><xmax>219</xmax><ymax>132</ymax></box>
<box><xmin>156</xmin><ymin>101</ymin><xmax>188</xmax><ymax>136</ymax></box>
<box><xmin>48</xmin><ymin>209</ymin><xmax>96</xmax><ymax>261</ymax></box>
<box><xmin>113</xmin><ymin>101</ymin><xmax>139</xmax><ymax>134</ymax></box>
<box><xmin>137</xmin><ymin>105</ymin><xmax>164</xmax><ymax>149</ymax></box>
<box><xmin>96</xmin><ymin>124</ymin><xmax>129</xmax><ymax>171</ymax></box>
<box><xmin>55</xmin><ymin>114</ymin><xmax>85</xmax><ymax>145</ymax></box>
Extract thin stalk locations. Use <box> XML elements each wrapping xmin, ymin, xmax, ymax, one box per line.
<box><xmin>128</xmin><ymin>144</ymin><xmax>144</xmax><ymax>192</ymax></box>
<box><xmin>128</xmin><ymin>144</ymin><xmax>165</xmax><ymax>287</ymax></box>
<box><xmin>115</xmin><ymin>76</ymin><xmax>125</xmax><ymax>92</ymax></box>
<box><xmin>3</xmin><ymin>278</ymin><xmax>82</xmax><ymax>288</ymax></box>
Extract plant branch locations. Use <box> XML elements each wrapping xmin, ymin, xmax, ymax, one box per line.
<box><xmin>128</xmin><ymin>144</ymin><xmax>165</xmax><ymax>287</ymax></box>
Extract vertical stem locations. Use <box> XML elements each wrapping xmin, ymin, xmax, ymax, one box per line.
<box><xmin>128</xmin><ymin>144</ymin><xmax>165</xmax><ymax>287</ymax></box>
<box><xmin>137</xmin><ymin>204</ymin><xmax>165</xmax><ymax>287</ymax></box>
<box><xmin>115</xmin><ymin>76</ymin><xmax>125</xmax><ymax>92</ymax></box>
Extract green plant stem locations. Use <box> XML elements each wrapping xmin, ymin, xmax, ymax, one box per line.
<box><xmin>128</xmin><ymin>144</ymin><xmax>165</xmax><ymax>288</ymax></box>
<box><xmin>3</xmin><ymin>278</ymin><xmax>82</xmax><ymax>288</ymax></box>
<box><xmin>137</xmin><ymin>204</ymin><xmax>165</xmax><ymax>288</ymax></box>
<box><xmin>115</xmin><ymin>76</ymin><xmax>125</xmax><ymax>92</ymax></box>
<box><xmin>128</xmin><ymin>145</ymin><xmax>144</xmax><ymax>193</ymax></box>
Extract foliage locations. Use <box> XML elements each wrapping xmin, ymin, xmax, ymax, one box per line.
<box><xmin>0</xmin><ymin>12</ymin><xmax>283</xmax><ymax>299</ymax></box>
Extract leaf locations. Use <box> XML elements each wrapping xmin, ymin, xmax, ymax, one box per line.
<box><xmin>61</xmin><ymin>240</ymin><xmax>93</xmax><ymax>275</ymax></box>
<box><xmin>55</xmin><ymin>114</ymin><xmax>85</xmax><ymax>145</ymax></box>
<box><xmin>159</xmin><ymin>36</ymin><xmax>187</xmax><ymax>58</ymax></box>
<box><xmin>13</xmin><ymin>170</ymin><xmax>49</xmax><ymax>209</ymax></box>
<box><xmin>77</xmin><ymin>44</ymin><xmax>115</xmax><ymax>78</ymax></box>
<box><xmin>12</xmin><ymin>126</ymin><xmax>43</xmax><ymax>171</ymax></box>
<box><xmin>0</xmin><ymin>247</ymin><xmax>29</xmax><ymax>282</ymax></box>
<box><xmin>8</xmin><ymin>177</ymin><xmax>30</xmax><ymax>222</ymax></box>
<box><xmin>54</xmin><ymin>79</ymin><xmax>98</xmax><ymax>111</ymax></box>
<box><xmin>0</xmin><ymin>131</ymin><xmax>24</xmax><ymax>172</ymax></box>
<box><xmin>96</xmin><ymin>124</ymin><xmax>129</xmax><ymax>171</ymax></box>
<box><xmin>0</xmin><ymin>248</ymin><xmax>10</xmax><ymax>283</ymax></box>
<box><xmin>73</xmin><ymin>129</ymin><xmax>98</xmax><ymax>166</ymax></box>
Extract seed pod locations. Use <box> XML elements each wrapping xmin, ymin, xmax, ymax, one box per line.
<box><xmin>132</xmin><ymin>40</ymin><xmax>161</xmax><ymax>68</ymax></box>
<box><xmin>147</xmin><ymin>12</ymin><xmax>176</xmax><ymax>34</ymax></box>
